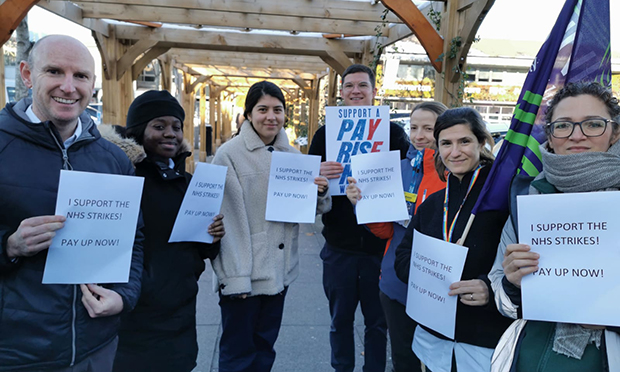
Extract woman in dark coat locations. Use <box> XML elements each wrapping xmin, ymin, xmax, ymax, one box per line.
<box><xmin>394</xmin><ymin>107</ymin><xmax>512</xmax><ymax>372</ymax></box>
<box><xmin>109</xmin><ymin>90</ymin><xmax>225</xmax><ymax>372</ymax></box>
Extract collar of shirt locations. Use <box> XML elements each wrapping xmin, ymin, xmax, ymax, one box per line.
<box><xmin>25</xmin><ymin>105</ymin><xmax>83</xmax><ymax>148</ymax></box>
<box><xmin>168</xmin><ymin>158</ymin><xmax>175</xmax><ymax>169</ymax></box>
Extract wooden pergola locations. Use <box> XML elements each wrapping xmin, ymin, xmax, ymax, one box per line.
<box><xmin>0</xmin><ymin>0</ymin><xmax>494</xmax><ymax>169</ymax></box>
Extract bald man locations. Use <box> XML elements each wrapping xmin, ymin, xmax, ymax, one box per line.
<box><xmin>0</xmin><ymin>35</ymin><xmax>143</xmax><ymax>371</ymax></box>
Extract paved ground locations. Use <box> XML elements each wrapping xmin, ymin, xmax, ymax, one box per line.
<box><xmin>192</xmin><ymin>216</ymin><xmax>394</xmax><ymax>372</ymax></box>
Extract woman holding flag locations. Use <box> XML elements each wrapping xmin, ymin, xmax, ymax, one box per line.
<box><xmin>489</xmin><ymin>82</ymin><xmax>620</xmax><ymax>371</ymax></box>
<box><xmin>393</xmin><ymin>107</ymin><xmax>513</xmax><ymax>372</ymax></box>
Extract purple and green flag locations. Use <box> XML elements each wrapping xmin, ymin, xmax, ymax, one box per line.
<box><xmin>473</xmin><ymin>0</ymin><xmax>611</xmax><ymax>214</ymax></box>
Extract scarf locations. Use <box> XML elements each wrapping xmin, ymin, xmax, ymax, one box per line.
<box><xmin>540</xmin><ymin>140</ymin><xmax>620</xmax><ymax>193</ymax></box>
<box><xmin>538</xmin><ymin>140</ymin><xmax>620</xmax><ymax>359</ymax></box>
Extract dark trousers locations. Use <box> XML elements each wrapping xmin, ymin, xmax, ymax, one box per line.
<box><xmin>218</xmin><ymin>288</ymin><xmax>288</xmax><ymax>372</ymax></box>
<box><xmin>379</xmin><ymin>291</ymin><xmax>422</xmax><ymax>372</ymax></box>
<box><xmin>28</xmin><ymin>337</ymin><xmax>118</xmax><ymax>372</ymax></box>
<box><xmin>321</xmin><ymin>245</ymin><xmax>387</xmax><ymax>372</ymax></box>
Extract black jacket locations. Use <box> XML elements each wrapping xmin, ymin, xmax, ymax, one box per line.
<box><xmin>394</xmin><ymin>165</ymin><xmax>513</xmax><ymax>348</ymax></box>
<box><xmin>112</xmin><ymin>140</ymin><xmax>219</xmax><ymax>370</ymax></box>
<box><xmin>0</xmin><ymin>99</ymin><xmax>144</xmax><ymax>370</ymax></box>
<box><xmin>309</xmin><ymin>122</ymin><xmax>410</xmax><ymax>255</ymax></box>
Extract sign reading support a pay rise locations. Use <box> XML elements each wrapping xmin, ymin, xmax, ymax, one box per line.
<box><xmin>325</xmin><ymin>105</ymin><xmax>390</xmax><ymax>196</ymax></box>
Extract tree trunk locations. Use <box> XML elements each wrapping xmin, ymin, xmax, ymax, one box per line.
<box><xmin>14</xmin><ymin>16</ymin><xmax>31</xmax><ymax>101</ymax></box>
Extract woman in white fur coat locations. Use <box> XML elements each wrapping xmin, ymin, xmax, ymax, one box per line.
<box><xmin>212</xmin><ymin>81</ymin><xmax>331</xmax><ymax>372</ymax></box>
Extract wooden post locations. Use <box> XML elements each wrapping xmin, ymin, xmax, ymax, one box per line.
<box><xmin>435</xmin><ymin>0</ymin><xmax>459</xmax><ymax>106</ymax></box>
<box><xmin>159</xmin><ymin>58</ymin><xmax>172</xmax><ymax>92</ymax></box>
<box><xmin>98</xmin><ymin>27</ymin><xmax>134</xmax><ymax>125</ymax></box>
<box><xmin>216</xmin><ymin>90</ymin><xmax>223</xmax><ymax>146</ymax></box>
<box><xmin>181</xmin><ymin>72</ymin><xmax>195</xmax><ymax>172</ymax></box>
<box><xmin>307</xmin><ymin>78</ymin><xmax>321</xmax><ymax>153</ymax></box>
<box><xmin>209</xmin><ymin>84</ymin><xmax>217</xmax><ymax>153</ymax></box>
<box><xmin>0</xmin><ymin>46</ymin><xmax>5</xmax><ymax>105</ymax></box>
<box><xmin>328</xmin><ymin>68</ymin><xmax>338</xmax><ymax>107</ymax></box>
<box><xmin>199</xmin><ymin>84</ymin><xmax>207</xmax><ymax>162</ymax></box>
<box><xmin>221</xmin><ymin>92</ymin><xmax>233</xmax><ymax>141</ymax></box>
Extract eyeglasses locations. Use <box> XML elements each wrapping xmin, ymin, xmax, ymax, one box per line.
<box><xmin>546</xmin><ymin>119</ymin><xmax>615</xmax><ymax>139</ymax></box>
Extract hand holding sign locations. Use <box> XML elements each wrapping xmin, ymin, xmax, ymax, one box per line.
<box><xmin>7</xmin><ymin>215</ymin><xmax>66</xmax><ymax>258</ymax></box>
<box><xmin>320</xmin><ymin>161</ymin><xmax>344</xmax><ymax>180</ymax></box>
<box><xmin>502</xmin><ymin>243</ymin><xmax>540</xmax><ymax>288</ymax></box>
<box><xmin>80</xmin><ymin>284</ymin><xmax>124</xmax><ymax>318</ymax></box>
<box><xmin>518</xmin><ymin>191</ymin><xmax>620</xmax><ymax>326</ymax></box>
<box><xmin>207</xmin><ymin>214</ymin><xmax>226</xmax><ymax>243</ymax></box>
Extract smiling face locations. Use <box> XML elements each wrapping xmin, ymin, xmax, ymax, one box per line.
<box><xmin>410</xmin><ymin>109</ymin><xmax>438</xmax><ymax>150</ymax></box>
<box><xmin>437</xmin><ymin>123</ymin><xmax>485</xmax><ymax>180</ymax></box>
<box><xmin>248</xmin><ymin>94</ymin><xmax>285</xmax><ymax>144</ymax></box>
<box><xmin>341</xmin><ymin>72</ymin><xmax>377</xmax><ymax>106</ymax></box>
<box><xmin>20</xmin><ymin>36</ymin><xmax>95</xmax><ymax>128</ymax></box>
<box><xmin>548</xmin><ymin>94</ymin><xmax>619</xmax><ymax>155</ymax></box>
<box><xmin>142</xmin><ymin>116</ymin><xmax>184</xmax><ymax>159</ymax></box>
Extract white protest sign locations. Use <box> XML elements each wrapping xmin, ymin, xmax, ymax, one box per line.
<box><xmin>406</xmin><ymin>230</ymin><xmax>469</xmax><ymax>339</ymax></box>
<box><xmin>325</xmin><ymin>105</ymin><xmax>390</xmax><ymax>196</ymax></box>
<box><xmin>43</xmin><ymin>170</ymin><xmax>144</xmax><ymax>284</ymax></box>
<box><xmin>169</xmin><ymin>162</ymin><xmax>227</xmax><ymax>244</ymax></box>
<box><xmin>351</xmin><ymin>150</ymin><xmax>408</xmax><ymax>224</ymax></box>
<box><xmin>518</xmin><ymin>191</ymin><xmax>620</xmax><ymax>326</ymax></box>
<box><xmin>265</xmin><ymin>152</ymin><xmax>321</xmax><ymax>223</ymax></box>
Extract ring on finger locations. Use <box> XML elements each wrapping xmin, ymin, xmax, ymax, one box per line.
<box><xmin>470</xmin><ymin>293</ymin><xmax>474</xmax><ymax>301</ymax></box>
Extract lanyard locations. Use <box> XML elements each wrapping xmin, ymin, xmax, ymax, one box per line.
<box><xmin>442</xmin><ymin>166</ymin><xmax>481</xmax><ymax>242</ymax></box>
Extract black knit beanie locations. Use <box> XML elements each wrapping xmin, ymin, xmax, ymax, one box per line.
<box><xmin>126</xmin><ymin>90</ymin><xmax>185</xmax><ymax>129</ymax></box>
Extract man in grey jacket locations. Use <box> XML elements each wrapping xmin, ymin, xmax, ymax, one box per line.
<box><xmin>0</xmin><ymin>35</ymin><xmax>143</xmax><ymax>371</ymax></box>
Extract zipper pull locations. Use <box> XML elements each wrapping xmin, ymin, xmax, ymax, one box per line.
<box><xmin>62</xmin><ymin>149</ymin><xmax>73</xmax><ymax>170</ymax></box>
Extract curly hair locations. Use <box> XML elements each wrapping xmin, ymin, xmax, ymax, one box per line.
<box><xmin>544</xmin><ymin>82</ymin><xmax>620</xmax><ymax>136</ymax></box>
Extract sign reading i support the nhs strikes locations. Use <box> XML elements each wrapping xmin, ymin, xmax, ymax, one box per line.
<box><xmin>325</xmin><ymin>106</ymin><xmax>390</xmax><ymax>195</ymax></box>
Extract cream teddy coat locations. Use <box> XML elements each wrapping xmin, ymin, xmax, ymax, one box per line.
<box><xmin>212</xmin><ymin>123</ymin><xmax>331</xmax><ymax>296</ymax></box>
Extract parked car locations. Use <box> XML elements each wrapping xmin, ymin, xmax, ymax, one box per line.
<box><xmin>86</xmin><ymin>103</ymin><xmax>103</xmax><ymax>125</ymax></box>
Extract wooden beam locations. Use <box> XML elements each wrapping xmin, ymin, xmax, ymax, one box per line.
<box><xmin>36</xmin><ymin>2</ymin><xmax>108</xmax><ymax>37</ymax></box>
<box><xmin>113</xmin><ymin>25</ymin><xmax>367</xmax><ymax>56</ymax></box>
<box><xmin>158</xmin><ymin>58</ymin><xmax>172</xmax><ymax>91</ymax></box>
<box><xmin>132</xmin><ymin>46</ymin><xmax>170</xmax><ymax>80</ymax></box>
<box><xmin>76</xmin><ymin>2</ymin><xmax>387</xmax><ymax>35</ymax></box>
<box><xmin>320</xmin><ymin>41</ymin><xmax>352</xmax><ymax>75</ymax></box>
<box><xmin>292</xmin><ymin>78</ymin><xmax>313</xmax><ymax>98</ymax></box>
<box><xmin>73</xmin><ymin>0</ymin><xmax>403</xmax><ymax>23</ymax></box>
<box><xmin>184</xmin><ymin>64</ymin><xmax>322</xmax><ymax>81</ymax></box>
<box><xmin>0</xmin><ymin>0</ymin><xmax>37</xmax><ymax>46</ymax></box>
<box><xmin>189</xmin><ymin>75</ymin><xmax>210</xmax><ymax>92</ymax></box>
<box><xmin>92</xmin><ymin>30</ymin><xmax>112</xmax><ymax>80</ymax></box>
<box><xmin>116</xmin><ymin>38</ymin><xmax>158</xmax><ymax>80</ymax></box>
<box><xmin>380</xmin><ymin>0</ymin><xmax>443</xmax><ymax>72</ymax></box>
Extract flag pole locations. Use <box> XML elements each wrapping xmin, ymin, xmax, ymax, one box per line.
<box><xmin>456</xmin><ymin>214</ymin><xmax>476</xmax><ymax>246</ymax></box>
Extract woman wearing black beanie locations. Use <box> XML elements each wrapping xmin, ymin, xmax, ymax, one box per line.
<box><xmin>108</xmin><ymin>90</ymin><xmax>225</xmax><ymax>372</ymax></box>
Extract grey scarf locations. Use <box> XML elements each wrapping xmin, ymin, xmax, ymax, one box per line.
<box><xmin>539</xmin><ymin>140</ymin><xmax>620</xmax><ymax>359</ymax></box>
<box><xmin>540</xmin><ymin>140</ymin><xmax>620</xmax><ymax>192</ymax></box>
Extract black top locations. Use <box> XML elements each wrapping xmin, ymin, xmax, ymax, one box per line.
<box><xmin>308</xmin><ymin>122</ymin><xmax>410</xmax><ymax>255</ymax></box>
<box><xmin>394</xmin><ymin>165</ymin><xmax>513</xmax><ymax>348</ymax></box>
<box><xmin>119</xmin><ymin>153</ymin><xmax>219</xmax><ymax>341</ymax></box>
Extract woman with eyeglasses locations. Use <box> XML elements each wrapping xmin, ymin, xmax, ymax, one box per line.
<box><xmin>489</xmin><ymin>81</ymin><xmax>620</xmax><ymax>372</ymax></box>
